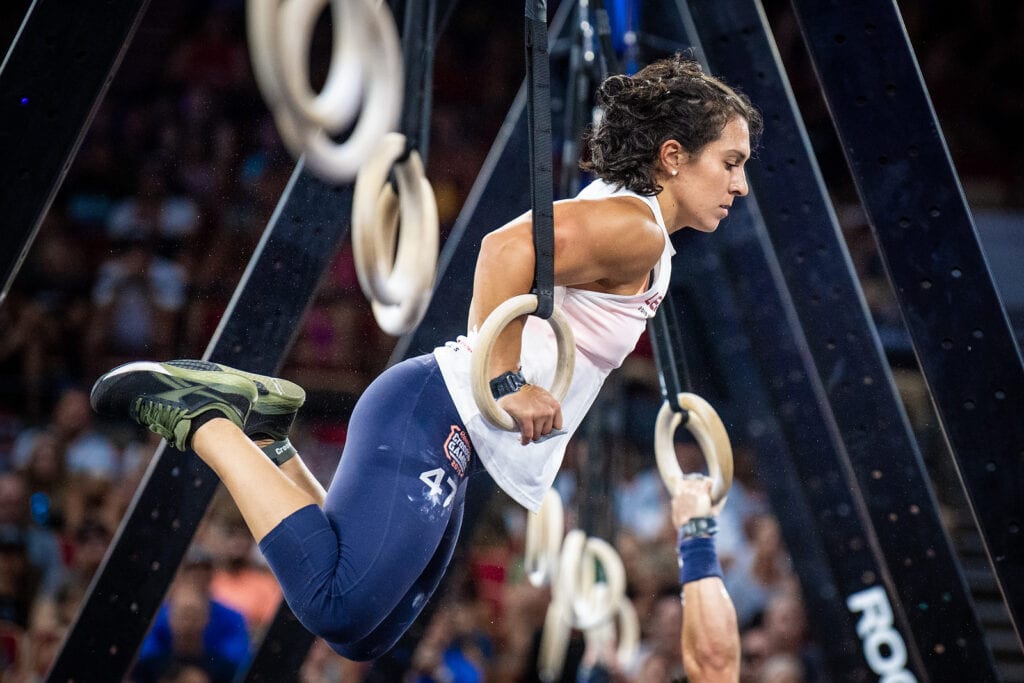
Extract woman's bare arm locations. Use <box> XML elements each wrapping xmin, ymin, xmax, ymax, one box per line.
<box><xmin>465</xmin><ymin>196</ymin><xmax>663</xmax><ymax>443</ymax></box>
<box><xmin>674</xmin><ymin>477</ymin><xmax>741</xmax><ymax>682</ymax></box>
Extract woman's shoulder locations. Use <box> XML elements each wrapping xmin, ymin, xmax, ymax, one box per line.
<box><xmin>560</xmin><ymin>194</ymin><xmax>663</xmax><ymax>246</ymax></box>
<box><xmin>554</xmin><ymin>195</ymin><xmax>665</xmax><ymax>284</ymax></box>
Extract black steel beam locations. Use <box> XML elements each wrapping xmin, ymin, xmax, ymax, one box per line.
<box><xmin>242</xmin><ymin>606</ymin><xmax>314</xmax><ymax>683</ymax></box>
<box><xmin>0</xmin><ymin>0</ymin><xmax>151</xmax><ymax>303</ymax></box>
<box><xmin>648</xmin><ymin>291</ymin><xmax>694</xmax><ymax>400</ymax></box>
<box><xmin>47</xmin><ymin>164</ymin><xmax>352</xmax><ymax>681</ymax></box>
<box><xmin>789</xmin><ymin>0</ymin><xmax>1024</xmax><ymax>649</ymax></box>
<box><xmin>683</xmin><ymin>0</ymin><xmax>997</xmax><ymax>678</ymax></box>
<box><xmin>670</xmin><ymin>226</ymin><xmax>871</xmax><ymax>680</ymax></box>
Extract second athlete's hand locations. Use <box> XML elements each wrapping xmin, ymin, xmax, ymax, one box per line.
<box><xmin>498</xmin><ymin>384</ymin><xmax>564</xmax><ymax>445</ymax></box>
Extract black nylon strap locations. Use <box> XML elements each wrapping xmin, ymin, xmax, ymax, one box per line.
<box><xmin>590</xmin><ymin>0</ymin><xmax>620</xmax><ymax>78</ymax></box>
<box><xmin>558</xmin><ymin>0</ymin><xmax>618</xmax><ymax>196</ymax></box>
<box><xmin>397</xmin><ymin>0</ymin><xmax>437</xmax><ymax>159</ymax></box>
<box><xmin>525</xmin><ymin>0</ymin><xmax>555</xmax><ymax>320</ymax></box>
<box><xmin>648</xmin><ymin>288</ymin><xmax>694</xmax><ymax>414</ymax></box>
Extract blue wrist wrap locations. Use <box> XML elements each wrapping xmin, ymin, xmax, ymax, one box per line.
<box><xmin>678</xmin><ymin>535</ymin><xmax>723</xmax><ymax>585</ymax></box>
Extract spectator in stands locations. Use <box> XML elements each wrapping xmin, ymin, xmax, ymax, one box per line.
<box><xmin>613</xmin><ymin>442</ymin><xmax>671</xmax><ymax>542</ymax></box>
<box><xmin>634</xmin><ymin>588</ymin><xmax>687</xmax><ymax>682</ymax></box>
<box><xmin>86</xmin><ymin>162</ymin><xmax>195</xmax><ymax>374</ymax></box>
<box><xmin>757</xmin><ymin>586</ymin><xmax>827</xmax><ymax>682</ymax></box>
<box><xmin>0</xmin><ymin>291</ymin><xmax>58</xmax><ymax>422</ymax></box>
<box><xmin>1</xmin><ymin>216</ymin><xmax>92</xmax><ymax>419</ymax></box>
<box><xmin>105</xmin><ymin>161</ymin><xmax>200</xmax><ymax>261</ymax></box>
<box><xmin>165</xmin><ymin>9</ymin><xmax>249</xmax><ymax>93</ymax></box>
<box><xmin>408</xmin><ymin>591</ymin><xmax>492</xmax><ymax>683</ymax></box>
<box><xmin>200</xmin><ymin>492</ymin><xmax>282</xmax><ymax>639</ymax></box>
<box><xmin>0</xmin><ymin>471</ymin><xmax>66</xmax><ymax>598</ymax></box>
<box><xmin>725</xmin><ymin>511</ymin><xmax>792</xmax><ymax>630</ymax></box>
<box><xmin>12</xmin><ymin>607</ymin><xmax>65</xmax><ymax>683</ymax></box>
<box><xmin>15</xmin><ymin>430</ymin><xmax>70</xmax><ymax>533</ymax></box>
<box><xmin>86</xmin><ymin>230</ymin><xmax>186</xmax><ymax>373</ymax></box>
<box><xmin>16</xmin><ymin>573</ymin><xmax>92</xmax><ymax>681</ymax></box>
<box><xmin>0</xmin><ymin>524</ymin><xmax>38</xmax><ymax>630</ymax></box>
<box><xmin>133</xmin><ymin>547</ymin><xmax>250</xmax><ymax>683</ymax></box>
<box><xmin>51</xmin><ymin>387</ymin><xmax>119</xmax><ymax>481</ymax></box>
<box><xmin>66</xmin><ymin>519</ymin><xmax>112</xmax><ymax>585</ymax></box>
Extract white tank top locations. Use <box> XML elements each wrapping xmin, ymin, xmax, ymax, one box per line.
<box><xmin>433</xmin><ymin>179</ymin><xmax>675</xmax><ymax>511</ymax></box>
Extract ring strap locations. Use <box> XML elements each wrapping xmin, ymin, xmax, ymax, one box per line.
<box><xmin>590</xmin><ymin>0</ymin><xmax>620</xmax><ymax>78</ymax></box>
<box><xmin>648</xmin><ymin>290</ymin><xmax>694</xmax><ymax>414</ymax></box>
<box><xmin>525</xmin><ymin>0</ymin><xmax>555</xmax><ymax>320</ymax></box>
<box><xmin>398</xmin><ymin>0</ymin><xmax>438</xmax><ymax>159</ymax></box>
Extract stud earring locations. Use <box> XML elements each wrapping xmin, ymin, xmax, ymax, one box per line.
<box><xmin>671</xmin><ymin>169</ymin><xmax>678</xmax><ymax>176</ymax></box>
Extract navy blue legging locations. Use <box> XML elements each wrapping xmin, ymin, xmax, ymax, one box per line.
<box><xmin>257</xmin><ymin>354</ymin><xmax>480</xmax><ymax>660</ymax></box>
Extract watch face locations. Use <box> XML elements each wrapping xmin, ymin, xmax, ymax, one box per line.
<box><xmin>491</xmin><ymin>371</ymin><xmax>527</xmax><ymax>399</ymax></box>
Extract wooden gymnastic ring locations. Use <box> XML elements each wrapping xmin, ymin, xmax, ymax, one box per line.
<box><xmin>470</xmin><ymin>294</ymin><xmax>575</xmax><ymax>431</ymax></box>
<box><xmin>565</xmin><ymin>536</ymin><xmax>626</xmax><ymax>630</ymax></box>
<box><xmin>525</xmin><ymin>489</ymin><xmax>564</xmax><ymax>588</ymax></box>
<box><xmin>277</xmin><ymin>0</ymin><xmax>363</xmax><ymax>131</ymax></box>
<box><xmin>583</xmin><ymin>597</ymin><xmax>640</xmax><ymax>671</ymax></box>
<box><xmin>537</xmin><ymin>529</ymin><xmax>630</xmax><ymax>679</ymax></box>
<box><xmin>654</xmin><ymin>392</ymin><xmax>734</xmax><ymax>506</ymax></box>
<box><xmin>612</xmin><ymin>598</ymin><xmax>640</xmax><ymax>668</ymax></box>
<box><xmin>352</xmin><ymin>133</ymin><xmax>439</xmax><ymax>334</ymax></box>
<box><xmin>537</xmin><ymin>597</ymin><xmax>572</xmax><ymax>683</ymax></box>
<box><xmin>247</xmin><ymin>0</ymin><xmax>403</xmax><ymax>183</ymax></box>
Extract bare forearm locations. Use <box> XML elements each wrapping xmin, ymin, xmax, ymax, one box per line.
<box><xmin>468</xmin><ymin>224</ymin><xmax>535</xmax><ymax>376</ymax></box>
<box><xmin>674</xmin><ymin>478</ymin><xmax>740</xmax><ymax>683</ymax></box>
<box><xmin>682</xmin><ymin>578</ymin><xmax>740</xmax><ymax>682</ymax></box>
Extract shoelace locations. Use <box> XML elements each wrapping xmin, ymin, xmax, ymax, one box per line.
<box><xmin>133</xmin><ymin>397</ymin><xmax>184</xmax><ymax>442</ymax></box>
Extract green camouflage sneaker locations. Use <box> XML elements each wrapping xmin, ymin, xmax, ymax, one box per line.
<box><xmin>90</xmin><ymin>361</ymin><xmax>258</xmax><ymax>451</ymax></box>
<box><xmin>165</xmin><ymin>360</ymin><xmax>306</xmax><ymax>442</ymax></box>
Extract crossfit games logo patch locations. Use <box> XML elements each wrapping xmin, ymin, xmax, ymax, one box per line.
<box><xmin>444</xmin><ymin>425</ymin><xmax>472</xmax><ymax>477</ymax></box>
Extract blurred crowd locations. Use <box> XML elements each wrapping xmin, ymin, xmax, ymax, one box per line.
<box><xmin>0</xmin><ymin>0</ymin><xmax>1019</xmax><ymax>681</ymax></box>
<box><xmin>391</xmin><ymin>439</ymin><xmax>824</xmax><ymax>683</ymax></box>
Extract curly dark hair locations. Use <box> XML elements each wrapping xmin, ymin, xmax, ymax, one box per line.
<box><xmin>579</xmin><ymin>54</ymin><xmax>763</xmax><ymax>196</ymax></box>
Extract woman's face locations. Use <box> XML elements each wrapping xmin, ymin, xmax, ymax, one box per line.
<box><xmin>667</xmin><ymin>116</ymin><xmax>751</xmax><ymax>233</ymax></box>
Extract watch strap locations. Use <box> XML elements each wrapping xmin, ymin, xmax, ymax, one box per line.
<box><xmin>490</xmin><ymin>370</ymin><xmax>528</xmax><ymax>399</ymax></box>
<box><xmin>678</xmin><ymin>516</ymin><xmax>718</xmax><ymax>540</ymax></box>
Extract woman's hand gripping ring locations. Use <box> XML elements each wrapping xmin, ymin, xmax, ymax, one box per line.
<box><xmin>470</xmin><ymin>294</ymin><xmax>575</xmax><ymax>431</ymax></box>
<box><xmin>654</xmin><ymin>392</ymin><xmax>734</xmax><ymax>506</ymax></box>
<box><xmin>351</xmin><ymin>132</ymin><xmax>439</xmax><ymax>335</ymax></box>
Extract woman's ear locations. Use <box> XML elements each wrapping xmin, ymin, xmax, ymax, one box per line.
<box><xmin>658</xmin><ymin>139</ymin><xmax>685</xmax><ymax>176</ymax></box>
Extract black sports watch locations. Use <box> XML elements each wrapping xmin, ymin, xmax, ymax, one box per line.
<box><xmin>490</xmin><ymin>370</ymin><xmax>528</xmax><ymax>399</ymax></box>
